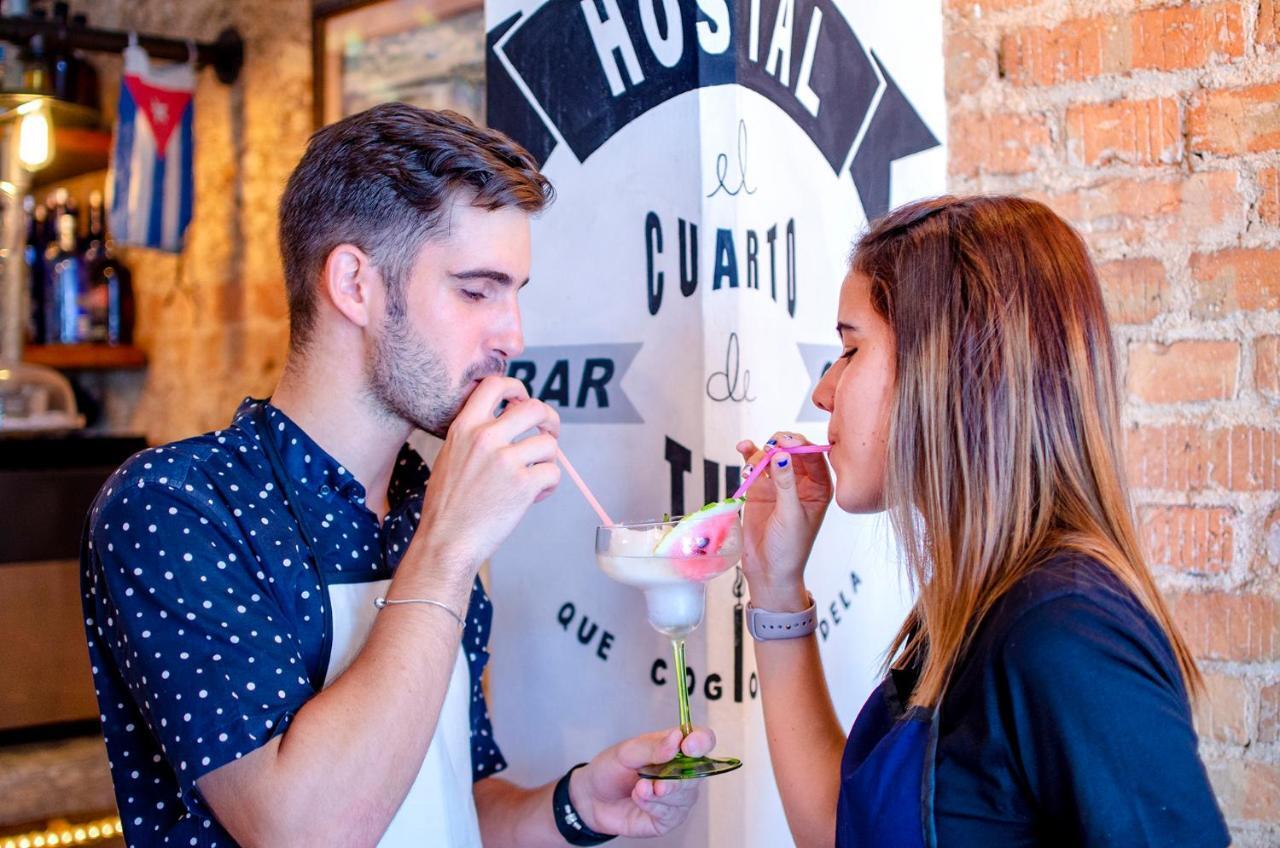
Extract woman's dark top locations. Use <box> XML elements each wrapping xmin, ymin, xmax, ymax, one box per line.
<box><xmin>889</xmin><ymin>553</ymin><xmax>1228</xmax><ymax>846</ymax></box>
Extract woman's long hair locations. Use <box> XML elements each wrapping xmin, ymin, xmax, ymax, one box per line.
<box><xmin>856</xmin><ymin>195</ymin><xmax>1200</xmax><ymax>707</ymax></box>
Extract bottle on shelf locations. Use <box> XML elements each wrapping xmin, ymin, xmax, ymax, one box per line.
<box><xmin>70</xmin><ymin>14</ymin><xmax>100</xmax><ymax>110</ymax></box>
<box><xmin>83</xmin><ymin>191</ymin><xmax>134</xmax><ymax>345</ymax></box>
<box><xmin>24</xmin><ymin>195</ymin><xmax>46</xmax><ymax>344</ymax></box>
<box><xmin>42</xmin><ymin>208</ymin><xmax>88</xmax><ymax>344</ymax></box>
<box><xmin>47</xmin><ymin>2</ymin><xmax>78</xmax><ymax>102</ymax></box>
<box><xmin>1</xmin><ymin>1</ymin><xmax>31</xmax><ymax>93</ymax></box>
<box><xmin>20</xmin><ymin>32</ymin><xmax>50</xmax><ymax>95</ymax></box>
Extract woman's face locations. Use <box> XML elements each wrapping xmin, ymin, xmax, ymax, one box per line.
<box><xmin>812</xmin><ymin>271</ymin><xmax>896</xmax><ymax>513</ymax></box>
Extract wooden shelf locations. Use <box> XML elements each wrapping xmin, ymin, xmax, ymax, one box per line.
<box><xmin>24</xmin><ymin>344</ymin><xmax>146</xmax><ymax>370</ymax></box>
<box><xmin>30</xmin><ymin>127</ymin><xmax>111</xmax><ymax>189</ymax></box>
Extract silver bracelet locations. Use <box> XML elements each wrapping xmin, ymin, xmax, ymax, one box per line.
<box><xmin>373</xmin><ymin>596</ymin><xmax>465</xmax><ymax>629</ymax></box>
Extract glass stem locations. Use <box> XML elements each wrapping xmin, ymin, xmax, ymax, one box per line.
<box><xmin>671</xmin><ymin>638</ymin><xmax>693</xmax><ymax>740</ymax></box>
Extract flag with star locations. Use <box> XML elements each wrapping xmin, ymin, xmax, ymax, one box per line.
<box><xmin>107</xmin><ymin>42</ymin><xmax>195</xmax><ymax>253</ymax></box>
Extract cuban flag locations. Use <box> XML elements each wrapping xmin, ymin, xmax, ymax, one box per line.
<box><xmin>107</xmin><ymin>43</ymin><xmax>195</xmax><ymax>253</ymax></box>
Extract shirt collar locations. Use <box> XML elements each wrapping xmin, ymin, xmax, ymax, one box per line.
<box><xmin>232</xmin><ymin>397</ymin><xmax>427</xmax><ymax>512</ymax></box>
<box><xmin>235</xmin><ymin>397</ymin><xmax>365</xmax><ymax>504</ymax></box>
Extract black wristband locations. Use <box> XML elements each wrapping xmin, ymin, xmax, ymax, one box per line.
<box><xmin>552</xmin><ymin>763</ymin><xmax>616</xmax><ymax>846</ymax></box>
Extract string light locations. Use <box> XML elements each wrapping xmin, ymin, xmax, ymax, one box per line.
<box><xmin>0</xmin><ymin>816</ymin><xmax>121</xmax><ymax>848</ymax></box>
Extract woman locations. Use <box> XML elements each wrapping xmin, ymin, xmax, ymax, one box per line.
<box><xmin>737</xmin><ymin>196</ymin><xmax>1228</xmax><ymax>847</ymax></box>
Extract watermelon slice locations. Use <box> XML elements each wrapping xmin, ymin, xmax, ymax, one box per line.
<box><xmin>653</xmin><ymin>497</ymin><xmax>745</xmax><ymax>562</ymax></box>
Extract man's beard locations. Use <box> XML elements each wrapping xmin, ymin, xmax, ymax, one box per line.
<box><xmin>366</xmin><ymin>298</ymin><xmax>505</xmax><ymax>437</ymax></box>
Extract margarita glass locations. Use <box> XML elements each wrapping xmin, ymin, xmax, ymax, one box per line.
<box><xmin>595</xmin><ymin>510</ymin><xmax>744</xmax><ymax>779</ymax></box>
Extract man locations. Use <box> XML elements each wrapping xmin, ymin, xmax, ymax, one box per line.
<box><xmin>81</xmin><ymin>103</ymin><xmax>713</xmax><ymax>847</ymax></box>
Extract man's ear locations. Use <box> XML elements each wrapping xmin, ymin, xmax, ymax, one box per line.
<box><xmin>322</xmin><ymin>244</ymin><xmax>381</xmax><ymax>328</ymax></box>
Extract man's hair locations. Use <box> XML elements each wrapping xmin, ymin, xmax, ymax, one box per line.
<box><xmin>277</xmin><ymin>103</ymin><xmax>553</xmax><ymax>350</ymax></box>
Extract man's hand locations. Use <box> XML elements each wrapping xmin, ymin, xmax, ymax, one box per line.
<box><xmin>570</xmin><ymin>727</ymin><xmax>716</xmax><ymax>838</ymax></box>
<box><xmin>414</xmin><ymin>376</ymin><xmax>561</xmax><ymax>575</ymax></box>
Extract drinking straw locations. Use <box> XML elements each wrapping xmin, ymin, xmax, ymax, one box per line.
<box><xmin>732</xmin><ymin>444</ymin><xmax>831</xmax><ymax>499</ymax></box>
<box><xmin>556</xmin><ymin>446</ymin><xmax>615</xmax><ymax>526</ymax></box>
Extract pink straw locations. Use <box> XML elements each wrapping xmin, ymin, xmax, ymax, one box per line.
<box><xmin>556</xmin><ymin>446</ymin><xmax>615</xmax><ymax>526</ymax></box>
<box><xmin>732</xmin><ymin>444</ymin><xmax>831</xmax><ymax>499</ymax></box>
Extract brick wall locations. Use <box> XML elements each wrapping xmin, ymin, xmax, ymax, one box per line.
<box><xmin>946</xmin><ymin>0</ymin><xmax>1280</xmax><ymax>843</ymax></box>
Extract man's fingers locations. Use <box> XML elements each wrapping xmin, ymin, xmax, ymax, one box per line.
<box><xmin>679</xmin><ymin>727</ymin><xmax>715</xmax><ymax>758</ymax></box>
<box><xmin>491</xmin><ymin>396</ymin><xmax>561</xmax><ymax>441</ymax></box>
<box><xmin>455</xmin><ymin>376</ymin><xmax>531</xmax><ymax>428</ymax></box>
<box><xmin>508</xmin><ymin>432</ymin><xmax>558</xmax><ymax>468</ymax></box>
<box><xmin>615</xmin><ymin>728</ymin><xmax>683</xmax><ymax>772</ymax></box>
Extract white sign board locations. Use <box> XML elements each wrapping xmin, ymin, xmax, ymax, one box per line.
<box><xmin>481</xmin><ymin>2</ymin><xmax>945</xmax><ymax>843</ymax></box>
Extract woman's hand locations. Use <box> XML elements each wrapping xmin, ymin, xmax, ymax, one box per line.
<box><xmin>736</xmin><ymin>432</ymin><xmax>833</xmax><ymax>610</ymax></box>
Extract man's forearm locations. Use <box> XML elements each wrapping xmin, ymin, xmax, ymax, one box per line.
<box><xmin>475</xmin><ymin>775</ymin><xmax>569</xmax><ymax>847</ymax></box>
<box><xmin>198</xmin><ymin>548</ymin><xmax>475</xmax><ymax>846</ymax></box>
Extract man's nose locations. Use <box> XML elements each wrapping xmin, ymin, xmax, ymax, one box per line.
<box><xmin>492</xmin><ymin>301</ymin><xmax>524</xmax><ymax>360</ymax></box>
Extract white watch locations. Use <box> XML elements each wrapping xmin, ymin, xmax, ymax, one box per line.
<box><xmin>746</xmin><ymin>594</ymin><xmax>818</xmax><ymax>640</ymax></box>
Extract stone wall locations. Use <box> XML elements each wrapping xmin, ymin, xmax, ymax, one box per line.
<box><xmin>87</xmin><ymin>0</ymin><xmax>311</xmax><ymax>443</ymax></box>
<box><xmin>945</xmin><ymin>1</ymin><xmax>1280</xmax><ymax>843</ymax></box>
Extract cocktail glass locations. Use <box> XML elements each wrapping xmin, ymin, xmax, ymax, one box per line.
<box><xmin>595</xmin><ymin>517</ymin><xmax>744</xmax><ymax>779</ymax></box>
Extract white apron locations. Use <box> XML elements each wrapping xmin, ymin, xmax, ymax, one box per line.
<box><xmin>326</xmin><ymin>578</ymin><xmax>482</xmax><ymax>847</ymax></box>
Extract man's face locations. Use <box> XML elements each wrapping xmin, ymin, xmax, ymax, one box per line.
<box><xmin>365</xmin><ymin>199</ymin><xmax>531</xmax><ymax>437</ymax></box>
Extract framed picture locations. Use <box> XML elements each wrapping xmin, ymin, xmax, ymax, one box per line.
<box><xmin>312</xmin><ymin>0</ymin><xmax>485</xmax><ymax>129</ymax></box>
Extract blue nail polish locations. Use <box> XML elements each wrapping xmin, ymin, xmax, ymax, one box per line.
<box><xmin>778</xmin><ymin>458</ymin><xmax>789</xmax><ymax>468</ymax></box>
<box><xmin>765</xmin><ymin>438</ymin><xmax>777</xmax><ymax>446</ymax></box>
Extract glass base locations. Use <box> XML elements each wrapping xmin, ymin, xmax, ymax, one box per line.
<box><xmin>638</xmin><ymin>753</ymin><xmax>742</xmax><ymax>780</ymax></box>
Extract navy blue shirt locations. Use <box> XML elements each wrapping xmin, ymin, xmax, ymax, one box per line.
<box><xmin>81</xmin><ymin>399</ymin><xmax>506</xmax><ymax>847</ymax></box>
<box><xmin>858</xmin><ymin>554</ymin><xmax>1229</xmax><ymax>846</ymax></box>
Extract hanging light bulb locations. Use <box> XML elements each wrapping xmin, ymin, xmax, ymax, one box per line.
<box><xmin>16</xmin><ymin>100</ymin><xmax>54</xmax><ymax>171</ymax></box>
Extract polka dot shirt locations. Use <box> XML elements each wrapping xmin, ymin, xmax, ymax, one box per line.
<box><xmin>80</xmin><ymin>398</ymin><xmax>506</xmax><ymax>847</ymax></box>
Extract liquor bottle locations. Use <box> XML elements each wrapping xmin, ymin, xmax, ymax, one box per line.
<box><xmin>48</xmin><ymin>3</ymin><xmax>77</xmax><ymax>102</ymax></box>
<box><xmin>43</xmin><ymin>211</ymin><xmax>88</xmax><ymax>343</ymax></box>
<box><xmin>20</xmin><ymin>32</ymin><xmax>50</xmax><ymax>94</ymax></box>
<box><xmin>81</xmin><ymin>189</ymin><xmax>104</xmax><ymax>255</ymax></box>
<box><xmin>25</xmin><ymin>196</ymin><xmax>46</xmax><ymax>343</ymax></box>
<box><xmin>70</xmin><ymin>14</ymin><xmax>100</xmax><ymax>110</ymax></box>
<box><xmin>86</xmin><ymin>239</ymin><xmax>133</xmax><ymax>345</ymax></box>
<box><xmin>84</xmin><ymin>193</ymin><xmax>134</xmax><ymax>345</ymax></box>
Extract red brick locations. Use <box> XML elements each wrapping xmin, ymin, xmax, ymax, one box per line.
<box><xmin>1000</xmin><ymin>4</ymin><xmax>1243</xmax><ymax>87</ymax></box>
<box><xmin>1258</xmin><ymin>336</ymin><xmax>1280</xmax><ymax>397</ymax></box>
<box><xmin>1191</xmin><ymin>248</ymin><xmax>1280</xmax><ymax>317</ymax></box>
<box><xmin>949</xmin><ymin>111</ymin><xmax>1052</xmax><ymax>176</ymax></box>
<box><xmin>1262</xmin><ymin>681</ymin><xmax>1280</xmax><ymax>743</ymax></box>
<box><xmin>1259</xmin><ymin>168</ymin><xmax>1280</xmax><ymax>227</ymax></box>
<box><xmin>1125</xmin><ymin>426</ymin><xmax>1280</xmax><ymax>492</ymax></box>
<box><xmin>1130</xmin><ymin>3</ymin><xmax>1245</xmax><ymax>72</ymax></box>
<box><xmin>1096</xmin><ymin>258</ymin><xmax>1168</xmax><ymax>324</ymax></box>
<box><xmin>1066</xmin><ymin>98</ymin><xmax>1181</xmax><ymax>167</ymax></box>
<box><xmin>1168</xmin><ymin>592</ymin><xmax>1280</xmax><ymax>662</ymax></box>
<box><xmin>999</xmin><ymin>17</ymin><xmax>1129</xmax><ymax>87</ymax></box>
<box><xmin>1189</xmin><ymin>84</ymin><xmax>1280</xmax><ymax>156</ymax></box>
<box><xmin>1140</xmin><ymin>505</ymin><xmax>1234</xmax><ymax>574</ymax></box>
<box><xmin>1128</xmin><ymin>340</ymin><xmax>1240</xmax><ymax>403</ymax></box>
<box><xmin>1245</xmin><ymin>762</ymin><xmax>1280</xmax><ymax>821</ymax></box>
<box><xmin>1261</xmin><ymin>0</ymin><xmax>1279</xmax><ymax>49</ymax></box>
<box><xmin>1045</xmin><ymin>171</ymin><xmax>1243</xmax><ymax>246</ymax></box>
<box><xmin>947</xmin><ymin>0</ymin><xmax>1040</xmax><ymax>13</ymax></box>
<box><xmin>945</xmin><ymin>31</ymin><xmax>994</xmax><ymax>98</ymax></box>
<box><xmin>1222</xmin><ymin>428</ymin><xmax>1280</xmax><ymax>491</ymax></box>
<box><xmin>1265</xmin><ymin>508</ymin><xmax>1280</xmax><ymax>572</ymax></box>
<box><xmin>1195</xmin><ymin>672</ymin><xmax>1251</xmax><ymax>744</ymax></box>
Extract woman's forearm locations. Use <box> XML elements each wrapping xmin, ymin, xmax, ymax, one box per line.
<box><xmin>751</xmin><ymin>584</ymin><xmax>846</xmax><ymax>848</ymax></box>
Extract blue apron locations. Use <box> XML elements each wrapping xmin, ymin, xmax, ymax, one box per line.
<box><xmin>836</xmin><ymin>668</ymin><xmax>939</xmax><ymax>848</ymax></box>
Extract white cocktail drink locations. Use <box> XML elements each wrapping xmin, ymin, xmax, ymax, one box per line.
<box><xmin>594</xmin><ymin>503</ymin><xmax>745</xmax><ymax>780</ymax></box>
<box><xmin>596</xmin><ymin>523</ymin><xmax>739</xmax><ymax>637</ymax></box>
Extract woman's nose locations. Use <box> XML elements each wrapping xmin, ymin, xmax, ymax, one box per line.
<box><xmin>812</xmin><ymin>362</ymin><xmax>837</xmax><ymax>413</ymax></box>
